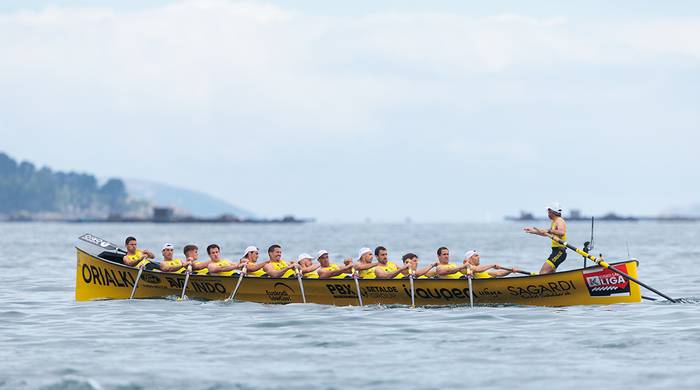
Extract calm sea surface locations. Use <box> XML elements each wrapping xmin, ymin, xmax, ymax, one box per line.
<box><xmin>1</xmin><ymin>221</ymin><xmax>699</xmax><ymax>389</ymax></box>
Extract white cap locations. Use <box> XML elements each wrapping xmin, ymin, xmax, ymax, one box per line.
<box><xmin>546</xmin><ymin>202</ymin><xmax>562</xmax><ymax>215</ymax></box>
<box><xmin>464</xmin><ymin>250</ymin><xmax>479</xmax><ymax>260</ymax></box>
<box><xmin>358</xmin><ymin>247</ymin><xmax>372</xmax><ymax>259</ymax></box>
<box><xmin>162</xmin><ymin>243</ymin><xmax>174</xmax><ymax>251</ymax></box>
<box><xmin>316</xmin><ymin>250</ymin><xmax>329</xmax><ymax>259</ymax></box>
<box><xmin>297</xmin><ymin>253</ymin><xmax>313</xmax><ymax>262</ymax></box>
<box><xmin>241</xmin><ymin>246</ymin><xmax>259</xmax><ymax>259</ymax></box>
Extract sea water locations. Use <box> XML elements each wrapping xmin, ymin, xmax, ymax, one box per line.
<box><xmin>0</xmin><ymin>222</ymin><xmax>698</xmax><ymax>389</ymax></box>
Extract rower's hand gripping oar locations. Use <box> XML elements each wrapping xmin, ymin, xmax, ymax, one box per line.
<box><xmin>295</xmin><ymin>265</ymin><xmax>307</xmax><ymax>304</ymax></box>
<box><xmin>179</xmin><ymin>265</ymin><xmax>192</xmax><ymax>301</ymax></box>
<box><xmin>543</xmin><ymin>233</ymin><xmax>676</xmax><ymax>302</ymax></box>
<box><xmin>226</xmin><ymin>266</ymin><xmax>247</xmax><ymax>302</ymax></box>
<box><xmin>129</xmin><ymin>264</ymin><xmax>144</xmax><ymax>300</ymax></box>
<box><xmin>352</xmin><ymin>268</ymin><xmax>363</xmax><ymax>307</ymax></box>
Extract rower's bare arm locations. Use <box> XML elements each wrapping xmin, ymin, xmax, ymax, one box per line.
<box><xmin>245</xmin><ymin>261</ymin><xmax>267</xmax><ymax>272</ymax></box>
<box><xmin>317</xmin><ymin>268</ymin><xmax>333</xmax><ymax>278</ymax></box>
<box><xmin>262</xmin><ymin>264</ymin><xmax>284</xmax><ymax>277</ymax></box>
<box><xmin>354</xmin><ymin>262</ymin><xmax>377</xmax><ymax>271</ymax></box>
<box><xmin>123</xmin><ymin>255</ymin><xmax>139</xmax><ymax>266</ymax></box>
<box><xmin>414</xmin><ymin>265</ymin><xmax>435</xmax><ymax>277</ymax></box>
<box><xmin>472</xmin><ymin>263</ymin><xmax>498</xmax><ymax>273</ymax></box>
<box><xmin>301</xmin><ymin>264</ymin><xmax>320</xmax><ymax>273</ymax></box>
<box><xmin>488</xmin><ymin>269</ymin><xmax>511</xmax><ymax>277</ymax></box>
<box><xmin>374</xmin><ymin>267</ymin><xmax>392</xmax><ymax>278</ymax></box>
<box><xmin>143</xmin><ymin>250</ymin><xmax>155</xmax><ymax>259</ymax></box>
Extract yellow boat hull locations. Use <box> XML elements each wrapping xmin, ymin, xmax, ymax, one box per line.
<box><xmin>75</xmin><ymin>248</ymin><xmax>642</xmax><ymax>306</ymax></box>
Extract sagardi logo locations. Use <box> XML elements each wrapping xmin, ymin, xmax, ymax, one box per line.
<box><xmin>265</xmin><ymin>282</ymin><xmax>294</xmax><ymax>303</ymax></box>
<box><xmin>584</xmin><ymin>265</ymin><xmax>630</xmax><ymax>297</ymax></box>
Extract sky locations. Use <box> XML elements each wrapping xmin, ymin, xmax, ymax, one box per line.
<box><xmin>1</xmin><ymin>0</ymin><xmax>699</xmax><ymax>222</ymax></box>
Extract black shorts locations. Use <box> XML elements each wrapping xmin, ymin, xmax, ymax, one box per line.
<box><xmin>545</xmin><ymin>247</ymin><xmax>567</xmax><ymax>270</ymax></box>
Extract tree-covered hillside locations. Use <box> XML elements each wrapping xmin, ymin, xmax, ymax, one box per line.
<box><xmin>0</xmin><ymin>152</ymin><xmax>128</xmax><ymax>217</ymax></box>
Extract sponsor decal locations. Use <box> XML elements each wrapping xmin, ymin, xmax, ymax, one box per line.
<box><xmin>583</xmin><ymin>265</ymin><xmax>630</xmax><ymax>297</ymax></box>
<box><xmin>326</xmin><ymin>284</ymin><xmax>400</xmax><ymax>300</ymax></box>
<box><xmin>81</xmin><ymin>263</ymin><xmax>135</xmax><ymax>288</ymax></box>
<box><xmin>326</xmin><ymin>284</ymin><xmax>358</xmax><ymax>299</ymax></box>
<box><xmin>403</xmin><ymin>285</ymin><xmax>472</xmax><ymax>302</ymax></box>
<box><xmin>79</xmin><ymin>234</ymin><xmax>115</xmax><ymax>250</ymax></box>
<box><xmin>265</xmin><ymin>282</ymin><xmax>294</xmax><ymax>302</ymax></box>
<box><xmin>142</xmin><ymin>274</ymin><xmax>161</xmax><ymax>284</ymax></box>
<box><xmin>164</xmin><ymin>276</ymin><xmax>227</xmax><ymax>294</ymax></box>
<box><xmin>506</xmin><ymin>280</ymin><xmax>577</xmax><ymax>299</ymax></box>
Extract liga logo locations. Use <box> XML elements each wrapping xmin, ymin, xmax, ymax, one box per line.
<box><xmin>583</xmin><ymin>265</ymin><xmax>630</xmax><ymax>297</ymax></box>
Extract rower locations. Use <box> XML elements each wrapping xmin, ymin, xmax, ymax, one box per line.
<box><xmin>316</xmin><ymin>250</ymin><xmax>353</xmax><ymax>278</ymax></box>
<box><xmin>435</xmin><ymin>246</ymin><xmax>470</xmax><ymax>279</ymax></box>
<box><xmin>374</xmin><ymin>246</ymin><xmax>409</xmax><ymax>279</ymax></box>
<box><xmin>399</xmin><ymin>253</ymin><xmax>437</xmax><ymax>279</ymax></box>
<box><xmin>356</xmin><ymin>247</ymin><xmax>378</xmax><ymax>279</ymax></box>
<box><xmin>183</xmin><ymin>244</ymin><xmax>210</xmax><ymax>275</ymax></box>
<box><xmin>122</xmin><ymin>236</ymin><xmax>156</xmax><ymax>269</ymax></box>
<box><xmin>159</xmin><ymin>243</ymin><xmax>186</xmax><ymax>273</ymax></box>
<box><xmin>523</xmin><ymin>202</ymin><xmax>568</xmax><ymax>274</ymax></box>
<box><xmin>207</xmin><ymin>244</ymin><xmax>245</xmax><ymax>276</ymax></box>
<box><xmin>461</xmin><ymin>250</ymin><xmax>518</xmax><ymax>278</ymax></box>
<box><xmin>262</xmin><ymin>244</ymin><xmax>298</xmax><ymax>278</ymax></box>
<box><xmin>240</xmin><ymin>246</ymin><xmax>268</xmax><ymax>277</ymax></box>
<box><xmin>297</xmin><ymin>253</ymin><xmax>320</xmax><ymax>278</ymax></box>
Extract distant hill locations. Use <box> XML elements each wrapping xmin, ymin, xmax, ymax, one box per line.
<box><xmin>124</xmin><ymin>179</ymin><xmax>256</xmax><ymax>219</ymax></box>
<box><xmin>0</xmin><ymin>152</ymin><xmax>129</xmax><ymax>218</ymax></box>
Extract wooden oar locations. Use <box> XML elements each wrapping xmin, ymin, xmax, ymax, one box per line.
<box><xmin>226</xmin><ymin>266</ymin><xmax>247</xmax><ymax>301</ymax></box>
<box><xmin>352</xmin><ymin>268</ymin><xmax>363</xmax><ymax>307</ymax></box>
<box><xmin>179</xmin><ymin>265</ymin><xmax>192</xmax><ymax>300</ymax></box>
<box><xmin>408</xmin><ymin>269</ymin><xmax>415</xmax><ymax>308</ymax></box>
<box><xmin>498</xmin><ymin>266</ymin><xmax>537</xmax><ymax>276</ymax></box>
<box><xmin>543</xmin><ymin>233</ymin><xmax>676</xmax><ymax>302</ymax></box>
<box><xmin>129</xmin><ymin>265</ymin><xmax>144</xmax><ymax>300</ymax></box>
<box><xmin>466</xmin><ymin>268</ymin><xmax>474</xmax><ymax>308</ymax></box>
<box><xmin>295</xmin><ymin>266</ymin><xmax>307</xmax><ymax>304</ymax></box>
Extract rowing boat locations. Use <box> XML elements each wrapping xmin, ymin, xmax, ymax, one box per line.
<box><xmin>75</xmin><ymin>247</ymin><xmax>642</xmax><ymax>306</ymax></box>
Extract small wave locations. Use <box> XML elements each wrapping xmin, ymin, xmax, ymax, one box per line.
<box><xmin>40</xmin><ymin>377</ymin><xmax>102</xmax><ymax>390</ymax></box>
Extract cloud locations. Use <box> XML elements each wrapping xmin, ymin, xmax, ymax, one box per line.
<box><xmin>1</xmin><ymin>1</ymin><xmax>699</xmax><ymax>220</ymax></box>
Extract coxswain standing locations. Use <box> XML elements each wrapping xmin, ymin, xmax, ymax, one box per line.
<box><xmin>523</xmin><ymin>203</ymin><xmax>568</xmax><ymax>275</ymax></box>
<box><xmin>122</xmin><ymin>236</ymin><xmax>155</xmax><ymax>269</ymax></box>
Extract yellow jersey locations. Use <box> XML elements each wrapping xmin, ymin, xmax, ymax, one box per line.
<box><xmin>269</xmin><ymin>260</ymin><xmax>295</xmax><ymax>278</ymax></box>
<box><xmin>162</xmin><ymin>258</ymin><xmax>186</xmax><ymax>274</ymax></box>
<box><xmin>210</xmin><ymin>259</ymin><xmax>238</xmax><ymax>276</ymax></box>
<box><xmin>551</xmin><ymin>218</ymin><xmax>567</xmax><ymax>248</ymax></box>
<box><xmin>321</xmin><ymin>264</ymin><xmax>349</xmax><ymax>279</ymax></box>
<box><xmin>126</xmin><ymin>250</ymin><xmax>150</xmax><ymax>268</ymax></box>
